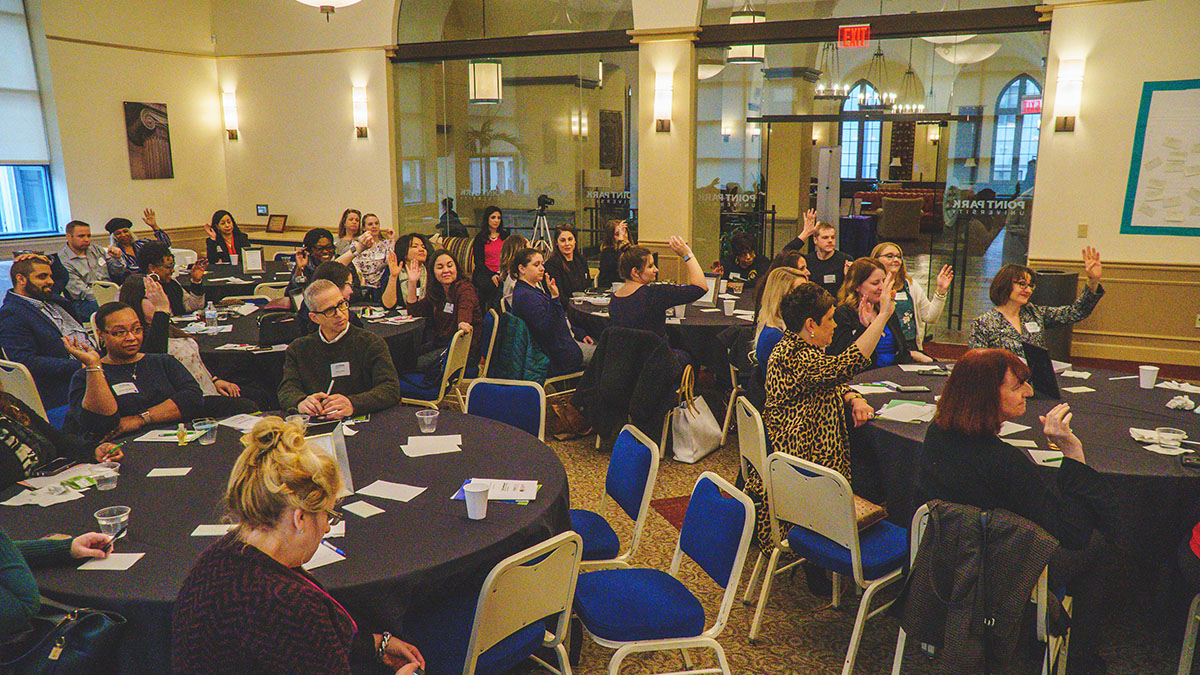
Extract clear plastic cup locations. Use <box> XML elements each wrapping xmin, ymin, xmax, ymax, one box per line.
<box><xmin>464</xmin><ymin>482</ymin><xmax>489</xmax><ymax>520</ymax></box>
<box><xmin>1157</xmin><ymin>427</ymin><xmax>1187</xmax><ymax>448</ymax></box>
<box><xmin>286</xmin><ymin>414</ymin><xmax>310</xmax><ymax>433</ymax></box>
<box><xmin>416</xmin><ymin>409</ymin><xmax>439</xmax><ymax>434</ymax></box>
<box><xmin>94</xmin><ymin>506</ymin><xmax>130</xmax><ymax>537</ymax></box>
<box><xmin>93</xmin><ymin>462</ymin><xmax>120</xmax><ymax>491</ymax></box>
<box><xmin>193</xmin><ymin>418</ymin><xmax>218</xmax><ymax>445</ymax></box>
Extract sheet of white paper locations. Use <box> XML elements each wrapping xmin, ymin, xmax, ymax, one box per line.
<box><xmin>874</xmin><ymin>403</ymin><xmax>935</xmax><ymax>423</ymax></box>
<box><xmin>325</xmin><ymin>522</ymin><xmax>345</xmax><ymax>537</ymax></box>
<box><xmin>1051</xmin><ymin>360</ymin><xmax>1071</xmax><ymax>373</ymax></box>
<box><xmin>732</xmin><ymin>310</ymin><xmax>754</xmax><ymax>318</ymax></box>
<box><xmin>302</xmin><ymin>543</ymin><xmax>345</xmax><ymax>570</ymax></box>
<box><xmin>717</xmin><ymin>293</ymin><xmax>738</xmax><ymax>300</ymax></box>
<box><xmin>468</xmin><ymin>478</ymin><xmax>540</xmax><ymax>501</ymax></box>
<box><xmin>342</xmin><ymin>501</ymin><xmax>385</xmax><ymax>518</ymax></box>
<box><xmin>1028</xmin><ymin>449</ymin><xmax>1065</xmax><ymax>466</ymax></box>
<box><xmin>1145</xmin><ymin>444</ymin><xmax>1192</xmax><ymax>456</ymax></box>
<box><xmin>700</xmin><ymin>308</ymin><xmax>722</xmax><ymax>313</ymax></box>
<box><xmin>1062</xmin><ymin>386</ymin><xmax>1096</xmax><ymax>394</ymax></box>
<box><xmin>1060</xmin><ymin>370</ymin><xmax>1091</xmax><ymax>380</ymax></box>
<box><xmin>1004</xmin><ymin>439</ymin><xmax>1038</xmax><ymax>448</ymax></box>
<box><xmin>219</xmin><ymin>414</ymin><xmax>263</xmax><ymax>432</ymax></box>
<box><xmin>80</xmin><ymin>553</ymin><xmax>145</xmax><ymax>571</ymax></box>
<box><xmin>405</xmin><ymin>435</ymin><xmax>462</xmax><ymax>451</ymax></box>
<box><xmin>357</xmin><ymin>480</ymin><xmax>427</xmax><ymax>502</ymax></box>
<box><xmin>20</xmin><ymin>464</ymin><xmax>100</xmax><ymax>490</ymax></box>
<box><xmin>191</xmin><ymin>524</ymin><xmax>235</xmax><ymax>536</ymax></box>
<box><xmin>850</xmin><ymin>384</ymin><xmax>892</xmax><ymax>395</ymax></box>
<box><xmin>235</xmin><ymin>304</ymin><xmax>258</xmax><ymax>316</ymax></box>
<box><xmin>147</xmin><ymin>467</ymin><xmax>192</xmax><ymax>477</ymax></box>
<box><xmin>135</xmin><ymin>429</ymin><xmax>204</xmax><ymax>443</ymax></box>
<box><xmin>666</xmin><ymin>317</ymin><xmax>682</xmax><ymax>324</ymax></box>
<box><xmin>898</xmin><ymin>364</ymin><xmax>941</xmax><ymax>372</ymax></box>
<box><xmin>998</xmin><ymin>421</ymin><xmax>1031</xmax><ymax>437</ymax></box>
<box><xmin>1158</xmin><ymin>381</ymin><xmax>1200</xmax><ymax>394</ymax></box>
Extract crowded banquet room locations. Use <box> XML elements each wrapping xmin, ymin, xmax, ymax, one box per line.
<box><xmin>3</xmin><ymin>0</ymin><xmax>1200</xmax><ymax>673</ymax></box>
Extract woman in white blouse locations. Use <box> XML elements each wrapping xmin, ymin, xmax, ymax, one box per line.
<box><xmin>871</xmin><ymin>242</ymin><xmax>953</xmax><ymax>355</ymax></box>
<box><xmin>348</xmin><ymin>213</ymin><xmax>393</xmax><ymax>302</ymax></box>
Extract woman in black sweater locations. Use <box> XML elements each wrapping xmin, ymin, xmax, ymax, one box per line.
<box><xmin>205</xmin><ymin>210</ymin><xmax>251</xmax><ymax>264</ymax></box>
<box><xmin>596</xmin><ymin>219</ymin><xmax>631</xmax><ymax>289</ymax></box>
<box><xmin>544</xmin><ymin>224</ymin><xmax>591</xmax><ymax>308</ymax></box>
<box><xmin>917</xmin><ymin>348</ymin><xmax>1115</xmax><ymax>675</ymax></box>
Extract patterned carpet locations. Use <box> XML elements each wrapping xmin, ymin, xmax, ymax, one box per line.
<box><xmin>520</xmin><ymin>428</ymin><xmax>1194</xmax><ymax>675</ymax></box>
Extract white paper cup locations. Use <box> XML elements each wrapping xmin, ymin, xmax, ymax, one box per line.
<box><xmin>464</xmin><ymin>482</ymin><xmax>489</xmax><ymax>520</ymax></box>
<box><xmin>674</xmin><ymin>304</ymin><xmax>686</xmax><ymax>319</ymax></box>
<box><xmin>719</xmin><ymin>279</ymin><xmax>728</xmax><ymax>294</ymax></box>
<box><xmin>723</xmin><ymin>299</ymin><xmax>735</xmax><ymax>316</ymax></box>
<box><xmin>1139</xmin><ymin>365</ymin><xmax>1159</xmax><ymax>389</ymax></box>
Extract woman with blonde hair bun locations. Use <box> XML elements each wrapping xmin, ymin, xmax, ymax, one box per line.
<box><xmin>172</xmin><ymin>417</ymin><xmax>425</xmax><ymax>675</ymax></box>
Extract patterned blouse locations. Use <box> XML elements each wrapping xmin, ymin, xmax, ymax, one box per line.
<box><xmin>968</xmin><ymin>284</ymin><xmax>1104</xmax><ymax>359</ymax></box>
<box><xmin>353</xmin><ymin>237</ymin><xmax>393</xmax><ymax>289</ymax></box>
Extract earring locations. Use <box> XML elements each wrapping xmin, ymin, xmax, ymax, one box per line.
<box><xmin>808</xmin><ymin>330</ymin><xmax>815</xmax><ymax>338</ymax></box>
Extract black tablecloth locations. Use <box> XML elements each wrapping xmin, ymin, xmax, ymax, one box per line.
<box><xmin>857</xmin><ymin>365</ymin><xmax>1200</xmax><ymax>602</ymax></box>
<box><xmin>189</xmin><ymin>308</ymin><xmax>424</xmax><ymax>408</ymax></box>
<box><xmin>201</xmin><ymin>261</ymin><xmax>293</xmax><ymax>302</ymax></box>
<box><xmin>1</xmin><ymin>407</ymin><xmax>570</xmax><ymax>673</ymax></box>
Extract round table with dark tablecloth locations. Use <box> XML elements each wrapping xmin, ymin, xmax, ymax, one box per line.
<box><xmin>567</xmin><ymin>287</ymin><xmax>757</xmax><ymax>383</ymax></box>
<box><xmin>201</xmin><ymin>260</ymin><xmax>294</xmax><ymax>302</ymax></box>
<box><xmin>187</xmin><ymin>307</ymin><xmax>424</xmax><ymax>408</ymax></box>
<box><xmin>0</xmin><ymin>407</ymin><xmax>570</xmax><ymax>673</ymax></box>
<box><xmin>856</xmin><ymin>364</ymin><xmax>1200</xmax><ymax>609</ymax></box>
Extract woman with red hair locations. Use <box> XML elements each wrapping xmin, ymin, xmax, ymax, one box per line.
<box><xmin>917</xmin><ymin>348</ymin><xmax>1115</xmax><ymax>675</ymax></box>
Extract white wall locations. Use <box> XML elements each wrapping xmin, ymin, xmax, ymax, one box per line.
<box><xmin>1032</xmin><ymin>0</ymin><xmax>1200</xmax><ymax>263</ymax></box>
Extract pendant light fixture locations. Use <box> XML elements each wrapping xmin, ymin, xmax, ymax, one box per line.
<box><xmin>468</xmin><ymin>0</ymin><xmax>502</xmax><ymax>104</ymax></box>
<box><xmin>727</xmin><ymin>1</ymin><xmax>765</xmax><ymax>65</ymax></box>
<box><xmin>894</xmin><ymin>40</ymin><xmax>925</xmax><ymax>113</ymax></box>
<box><xmin>294</xmin><ymin>0</ymin><xmax>361</xmax><ymax>21</ymax></box>
<box><xmin>813</xmin><ymin>42</ymin><xmax>846</xmax><ymax>100</ymax></box>
<box><xmin>859</xmin><ymin>43</ymin><xmax>895</xmax><ymax>110</ymax></box>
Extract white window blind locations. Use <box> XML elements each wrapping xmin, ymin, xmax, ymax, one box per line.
<box><xmin>0</xmin><ymin>0</ymin><xmax>50</xmax><ymax>163</ymax></box>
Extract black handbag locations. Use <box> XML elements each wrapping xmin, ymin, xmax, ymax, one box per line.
<box><xmin>0</xmin><ymin>609</ymin><xmax>126</xmax><ymax>675</ymax></box>
<box><xmin>258</xmin><ymin>310</ymin><xmax>301</xmax><ymax>347</ymax></box>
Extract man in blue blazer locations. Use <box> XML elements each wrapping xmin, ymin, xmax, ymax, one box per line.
<box><xmin>0</xmin><ymin>255</ymin><xmax>92</xmax><ymax>416</ymax></box>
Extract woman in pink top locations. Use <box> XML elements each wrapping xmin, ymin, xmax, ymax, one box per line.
<box><xmin>470</xmin><ymin>206</ymin><xmax>509</xmax><ymax>309</ymax></box>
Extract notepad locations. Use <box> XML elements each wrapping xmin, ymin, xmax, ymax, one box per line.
<box><xmin>850</xmin><ymin>384</ymin><xmax>891</xmax><ymax>395</ymax></box>
<box><xmin>302</xmin><ymin>542</ymin><xmax>344</xmax><ymax>570</ymax></box>
<box><xmin>220</xmin><ymin>414</ymin><xmax>263</xmax><ymax>432</ymax></box>
<box><xmin>357</xmin><ymin>480</ymin><xmax>427</xmax><ymax>502</ymax></box>
<box><xmin>456</xmin><ymin>478</ymin><xmax>540</xmax><ymax>501</ymax></box>
<box><xmin>898</xmin><ymin>364</ymin><xmax>941</xmax><ymax>372</ymax></box>
<box><xmin>1060</xmin><ymin>370</ymin><xmax>1091</xmax><ymax>380</ymax></box>
<box><xmin>191</xmin><ymin>524</ymin><xmax>234</xmax><ymax>536</ymax></box>
<box><xmin>402</xmin><ymin>435</ymin><xmax>463</xmax><ymax>458</ymax></box>
<box><xmin>1028</xmin><ymin>450</ymin><xmax>1064</xmax><ymax>466</ymax></box>
<box><xmin>147</xmin><ymin>467</ymin><xmax>191</xmax><ymax>477</ymax></box>
<box><xmin>80</xmin><ymin>553</ymin><xmax>144</xmax><ymax>571</ymax></box>
<box><xmin>1062</xmin><ymin>386</ymin><xmax>1095</xmax><ymax>394</ymax></box>
<box><xmin>342</xmin><ymin>501</ymin><xmax>385</xmax><ymax>518</ymax></box>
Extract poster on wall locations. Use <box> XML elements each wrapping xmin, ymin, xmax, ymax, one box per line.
<box><xmin>124</xmin><ymin>102</ymin><xmax>174</xmax><ymax>180</ymax></box>
<box><xmin>599</xmin><ymin>110</ymin><xmax>622</xmax><ymax>178</ymax></box>
<box><xmin>1120</xmin><ymin>78</ymin><xmax>1200</xmax><ymax>236</ymax></box>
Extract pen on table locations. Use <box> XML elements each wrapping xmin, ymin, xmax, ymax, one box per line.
<box><xmin>322</xmin><ymin>540</ymin><xmax>346</xmax><ymax>556</ymax></box>
<box><xmin>103</xmin><ymin>525</ymin><xmax>128</xmax><ymax>552</ymax></box>
<box><xmin>102</xmin><ymin>442</ymin><xmax>125</xmax><ymax>460</ymax></box>
<box><xmin>1042</xmin><ymin>456</ymin><xmax>1063</xmax><ymax>464</ymax></box>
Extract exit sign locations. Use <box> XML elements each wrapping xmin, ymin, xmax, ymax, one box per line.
<box><xmin>1021</xmin><ymin>97</ymin><xmax>1042</xmax><ymax>114</ymax></box>
<box><xmin>839</xmin><ymin>24</ymin><xmax>870</xmax><ymax>48</ymax></box>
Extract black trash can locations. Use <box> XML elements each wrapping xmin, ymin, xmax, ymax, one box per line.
<box><xmin>1029</xmin><ymin>269</ymin><xmax>1078</xmax><ymax>361</ymax></box>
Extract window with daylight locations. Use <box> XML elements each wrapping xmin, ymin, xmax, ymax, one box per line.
<box><xmin>992</xmin><ymin>75</ymin><xmax>1042</xmax><ymax>185</ymax></box>
<box><xmin>0</xmin><ymin>0</ymin><xmax>57</xmax><ymax>237</ymax></box>
<box><xmin>840</xmin><ymin>81</ymin><xmax>881</xmax><ymax>180</ymax></box>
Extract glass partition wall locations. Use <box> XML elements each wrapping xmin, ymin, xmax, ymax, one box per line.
<box><xmin>393</xmin><ymin>51</ymin><xmax>638</xmax><ymax>256</ymax></box>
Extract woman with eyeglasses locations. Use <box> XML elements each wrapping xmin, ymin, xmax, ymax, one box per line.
<box><xmin>287</xmin><ymin>228</ymin><xmax>362</xmax><ymax>300</ymax></box>
<box><xmin>61</xmin><ymin>301</ymin><xmax>203</xmax><ymax>441</ymax></box>
<box><xmin>829</xmin><ymin>258</ymin><xmax>915</xmax><ymax>369</ymax></box>
<box><xmin>173</xmin><ymin>417</ymin><xmax>425</xmax><ymax>675</ymax></box>
<box><xmin>969</xmin><ymin>247</ymin><xmax>1104</xmax><ymax>359</ymax></box>
<box><xmin>870</xmin><ymin>242</ymin><xmax>953</xmax><ymax>355</ymax></box>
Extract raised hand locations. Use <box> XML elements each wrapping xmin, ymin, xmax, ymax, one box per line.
<box><xmin>547</xmin><ymin>276</ymin><xmax>560</xmax><ymax>299</ymax></box>
<box><xmin>142</xmin><ymin>208</ymin><xmax>159</xmax><ymax>229</ymax></box>
<box><xmin>144</xmin><ymin>276</ymin><xmax>171</xmax><ymax>314</ymax></box>
<box><xmin>405</xmin><ymin>257</ymin><xmax>421</xmax><ymax>283</ymax></box>
<box><xmin>387</xmin><ymin>251</ymin><xmax>402</xmax><ymax>277</ymax></box>
<box><xmin>62</xmin><ymin>335</ymin><xmax>101</xmax><ymax>367</ymax></box>
<box><xmin>1040</xmin><ymin>402</ymin><xmax>1084</xmax><ymax>461</ymax></box>
<box><xmin>106</xmin><ymin>245</ymin><xmax>124</xmax><ymax>259</ymax></box>
<box><xmin>667</xmin><ymin>235</ymin><xmax>690</xmax><ymax>256</ymax></box>
<box><xmin>189</xmin><ymin>257</ymin><xmax>209</xmax><ymax>284</ymax></box>
<box><xmin>877</xmin><ymin>272</ymin><xmax>897</xmax><ymax>317</ymax></box>
<box><xmin>1082</xmin><ymin>246</ymin><xmax>1102</xmax><ymax>286</ymax></box>
<box><xmin>857</xmin><ymin>297</ymin><xmax>877</xmax><ymax>328</ymax></box>
<box><xmin>203</xmin><ymin>221</ymin><xmax>216</xmax><ymax>240</ymax></box>
<box><xmin>935</xmin><ymin>265</ymin><xmax>954</xmax><ymax>294</ymax></box>
<box><xmin>800</xmin><ymin>208</ymin><xmax>819</xmax><ymax>239</ymax></box>
<box><xmin>294</xmin><ymin>249</ymin><xmax>309</xmax><ymax>273</ymax></box>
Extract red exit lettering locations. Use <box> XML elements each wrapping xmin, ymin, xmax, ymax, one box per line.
<box><xmin>838</xmin><ymin>24</ymin><xmax>870</xmax><ymax>48</ymax></box>
<box><xmin>1021</xmin><ymin>97</ymin><xmax>1043</xmax><ymax>114</ymax></box>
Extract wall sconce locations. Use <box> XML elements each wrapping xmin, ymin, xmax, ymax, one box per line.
<box><xmin>222</xmin><ymin>90</ymin><xmax>239</xmax><ymax>140</ymax></box>
<box><xmin>747</xmin><ymin>123</ymin><xmax>761</xmax><ymax>141</ymax></box>
<box><xmin>812</xmin><ymin>128</ymin><xmax>820</xmax><ymax>145</ymax></box>
<box><xmin>352</xmin><ymin>86</ymin><xmax>368</xmax><ymax>138</ymax></box>
<box><xmin>928</xmin><ymin>124</ymin><xmax>941</xmax><ymax>144</ymax></box>
<box><xmin>653</xmin><ymin>72</ymin><xmax>672</xmax><ymax>132</ymax></box>
<box><xmin>570</xmin><ymin>110</ymin><xmax>588</xmax><ymax>139</ymax></box>
<box><xmin>1055</xmin><ymin>58</ymin><xmax>1084</xmax><ymax>132</ymax></box>
<box><xmin>721</xmin><ymin>125</ymin><xmax>732</xmax><ymax>142</ymax></box>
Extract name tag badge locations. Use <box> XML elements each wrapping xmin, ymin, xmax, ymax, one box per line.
<box><xmin>1024</xmin><ymin>321</ymin><xmax>1041</xmax><ymax>334</ymax></box>
<box><xmin>895</xmin><ymin>291</ymin><xmax>908</xmax><ymax>300</ymax></box>
<box><xmin>443</xmin><ymin>302</ymin><xmax>455</xmax><ymax>314</ymax></box>
<box><xmin>112</xmin><ymin>382</ymin><xmax>139</xmax><ymax>396</ymax></box>
<box><xmin>823</xmin><ymin>274</ymin><xmax>836</xmax><ymax>284</ymax></box>
<box><xmin>330</xmin><ymin>361</ymin><xmax>351</xmax><ymax>378</ymax></box>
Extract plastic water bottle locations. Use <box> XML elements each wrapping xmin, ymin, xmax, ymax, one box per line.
<box><xmin>204</xmin><ymin>302</ymin><xmax>218</xmax><ymax>328</ymax></box>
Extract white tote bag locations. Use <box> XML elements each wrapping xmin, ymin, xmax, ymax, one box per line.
<box><xmin>670</xmin><ymin>366</ymin><xmax>722</xmax><ymax>463</ymax></box>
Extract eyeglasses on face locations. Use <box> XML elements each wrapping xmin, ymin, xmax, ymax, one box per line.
<box><xmin>1014</xmin><ymin>280</ymin><xmax>1037</xmax><ymax>290</ymax></box>
<box><xmin>325</xmin><ymin>508</ymin><xmax>343</xmax><ymax>527</ymax></box>
<box><xmin>106</xmin><ymin>326</ymin><xmax>144</xmax><ymax>339</ymax></box>
<box><xmin>315</xmin><ymin>299</ymin><xmax>350</xmax><ymax>318</ymax></box>
<box><xmin>877</xmin><ymin>252</ymin><xmax>903</xmax><ymax>260</ymax></box>
<box><xmin>312</xmin><ymin>244</ymin><xmax>337</xmax><ymax>253</ymax></box>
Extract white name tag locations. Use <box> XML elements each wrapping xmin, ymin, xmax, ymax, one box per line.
<box><xmin>330</xmin><ymin>361</ymin><xmax>351</xmax><ymax>378</ymax></box>
<box><xmin>895</xmin><ymin>291</ymin><xmax>908</xmax><ymax>300</ymax></box>
<box><xmin>112</xmin><ymin>382</ymin><xmax>139</xmax><ymax>396</ymax></box>
<box><xmin>823</xmin><ymin>274</ymin><xmax>836</xmax><ymax>284</ymax></box>
<box><xmin>443</xmin><ymin>303</ymin><xmax>455</xmax><ymax>314</ymax></box>
<box><xmin>1024</xmin><ymin>321</ymin><xmax>1041</xmax><ymax>334</ymax></box>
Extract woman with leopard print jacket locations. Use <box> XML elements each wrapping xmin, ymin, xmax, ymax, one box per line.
<box><xmin>748</xmin><ymin>280</ymin><xmax>896</xmax><ymax>556</ymax></box>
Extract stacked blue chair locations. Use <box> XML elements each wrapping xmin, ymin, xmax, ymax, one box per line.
<box><xmin>568</xmin><ymin>424</ymin><xmax>659</xmax><ymax>565</ymax></box>
<box><xmin>465</xmin><ymin>378</ymin><xmax>546</xmax><ymax>440</ymax></box>
<box><xmin>572</xmin><ymin>471</ymin><xmax>755</xmax><ymax>675</ymax></box>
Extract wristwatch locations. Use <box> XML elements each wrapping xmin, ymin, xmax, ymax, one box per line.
<box><xmin>139</xmin><ymin>411</ymin><xmax>152</xmax><ymax>426</ymax></box>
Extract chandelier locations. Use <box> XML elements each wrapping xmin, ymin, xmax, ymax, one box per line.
<box><xmin>813</xmin><ymin>42</ymin><xmax>847</xmax><ymax>100</ymax></box>
<box><xmin>727</xmin><ymin>1</ymin><xmax>765</xmax><ymax>65</ymax></box>
<box><xmin>859</xmin><ymin>44</ymin><xmax>895</xmax><ymax>111</ymax></box>
<box><xmin>294</xmin><ymin>0</ymin><xmax>361</xmax><ymax>21</ymax></box>
<box><xmin>893</xmin><ymin>40</ymin><xmax>925</xmax><ymax>114</ymax></box>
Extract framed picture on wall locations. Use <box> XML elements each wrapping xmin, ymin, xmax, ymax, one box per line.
<box><xmin>266</xmin><ymin>214</ymin><xmax>288</xmax><ymax>233</ymax></box>
<box><xmin>124</xmin><ymin>102</ymin><xmax>174</xmax><ymax>180</ymax></box>
<box><xmin>599</xmin><ymin>110</ymin><xmax>623</xmax><ymax>178</ymax></box>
